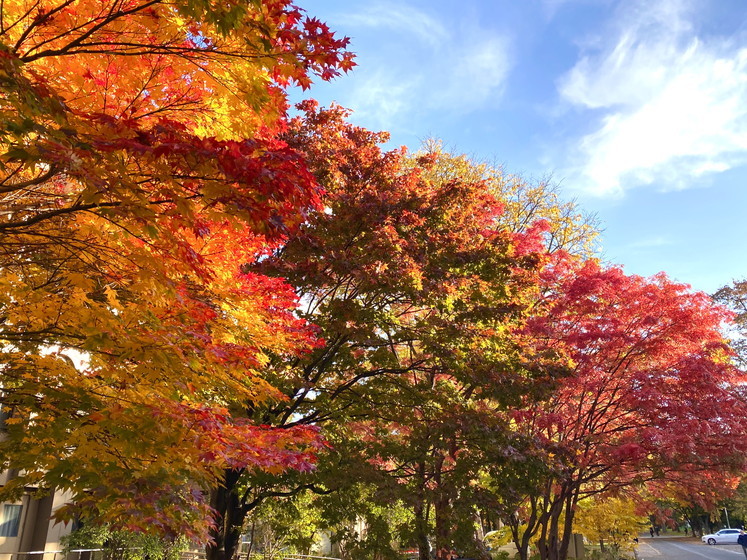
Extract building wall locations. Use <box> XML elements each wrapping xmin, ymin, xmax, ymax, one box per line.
<box><xmin>0</xmin><ymin>474</ymin><xmax>74</xmax><ymax>560</ymax></box>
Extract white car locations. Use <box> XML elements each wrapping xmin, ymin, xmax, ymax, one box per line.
<box><xmin>701</xmin><ymin>528</ymin><xmax>743</xmax><ymax>545</ymax></box>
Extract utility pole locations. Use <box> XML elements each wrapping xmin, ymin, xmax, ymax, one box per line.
<box><xmin>725</xmin><ymin>507</ymin><xmax>731</xmax><ymax>528</ymax></box>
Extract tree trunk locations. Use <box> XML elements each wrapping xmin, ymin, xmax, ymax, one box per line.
<box><xmin>415</xmin><ymin>504</ymin><xmax>432</xmax><ymax>560</ymax></box>
<box><xmin>512</xmin><ymin>496</ymin><xmax>541</xmax><ymax>560</ymax></box>
<box><xmin>433</xmin><ymin>495</ymin><xmax>451</xmax><ymax>560</ymax></box>
<box><xmin>432</xmin><ymin>453</ymin><xmax>452</xmax><ymax>560</ymax></box>
<box><xmin>689</xmin><ymin>515</ymin><xmax>705</xmax><ymax>537</ymax></box>
<box><xmin>536</xmin><ymin>484</ymin><xmax>578</xmax><ymax>560</ymax></box>
<box><xmin>556</xmin><ymin>487</ymin><xmax>578</xmax><ymax>560</ymax></box>
<box><xmin>507</xmin><ymin>515</ymin><xmax>530</xmax><ymax>560</ymax></box>
<box><xmin>414</xmin><ymin>461</ymin><xmax>431</xmax><ymax>560</ymax></box>
<box><xmin>546</xmin><ymin>515</ymin><xmax>560</xmax><ymax>560</ymax></box>
<box><xmin>206</xmin><ymin>468</ymin><xmax>247</xmax><ymax>560</ymax></box>
<box><xmin>537</xmin><ymin>498</ymin><xmax>565</xmax><ymax>560</ymax></box>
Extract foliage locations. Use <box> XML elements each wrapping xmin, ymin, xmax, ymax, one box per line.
<box><xmin>713</xmin><ymin>280</ymin><xmax>747</xmax><ymax>368</ymax></box>
<box><xmin>233</xmin><ymin>103</ymin><xmax>609</xmax><ymax>560</ymax></box>
<box><xmin>267</xmin><ymin>101</ymin><xmax>578</xmax><ymax>560</ymax></box>
<box><xmin>61</xmin><ymin>523</ymin><xmax>188</xmax><ymax>560</ymax></box>
<box><xmin>413</xmin><ymin>141</ymin><xmax>600</xmax><ymax>258</ymax></box>
<box><xmin>316</xmin><ymin>486</ymin><xmax>410</xmax><ymax>560</ymax></box>
<box><xmin>726</xmin><ymin>479</ymin><xmax>747</xmax><ymax>525</ymax></box>
<box><xmin>503</xmin><ymin>258</ymin><xmax>747</xmax><ymax>560</ymax></box>
<box><xmin>573</xmin><ymin>496</ymin><xmax>648</xmax><ymax>552</ymax></box>
<box><xmin>243</xmin><ymin>492</ymin><xmax>323</xmax><ymax>556</ymax></box>
<box><xmin>644</xmin><ymin>474</ymin><xmax>744</xmax><ymax>538</ymax></box>
<box><xmin>186</xmin><ymin>100</ymin><xmax>565</xmax><ymax>560</ymax></box>
<box><xmin>0</xmin><ymin>0</ymin><xmax>352</xmax><ymax>543</ymax></box>
<box><xmin>484</xmin><ymin>527</ymin><xmax>514</xmax><ymax>549</ymax></box>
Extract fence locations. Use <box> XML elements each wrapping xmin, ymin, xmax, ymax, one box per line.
<box><xmin>1</xmin><ymin>549</ymin><xmax>108</xmax><ymax>560</ymax></box>
<box><xmin>182</xmin><ymin>553</ymin><xmax>340</xmax><ymax>560</ymax></box>
<box><xmin>1</xmin><ymin>552</ymin><xmax>340</xmax><ymax>560</ymax></box>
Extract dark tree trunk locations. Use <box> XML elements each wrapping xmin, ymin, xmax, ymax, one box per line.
<box><xmin>415</xmin><ymin>501</ymin><xmax>432</xmax><ymax>560</ymax></box>
<box><xmin>688</xmin><ymin>515</ymin><xmax>703</xmax><ymax>537</ymax></box>
<box><xmin>206</xmin><ymin>469</ymin><xmax>247</xmax><ymax>560</ymax></box>
<box><xmin>432</xmin><ymin>453</ymin><xmax>452</xmax><ymax>560</ymax></box>
<box><xmin>556</xmin><ymin>487</ymin><xmax>578</xmax><ymax>560</ymax></box>
<box><xmin>509</xmin><ymin>496</ymin><xmax>540</xmax><ymax>560</ymax></box>
<box><xmin>414</xmin><ymin>461</ymin><xmax>432</xmax><ymax>560</ymax></box>
<box><xmin>537</xmin><ymin>498</ymin><xmax>564</xmax><ymax>560</ymax></box>
<box><xmin>508</xmin><ymin>516</ymin><xmax>529</xmax><ymax>560</ymax></box>
<box><xmin>433</xmin><ymin>495</ymin><xmax>451</xmax><ymax>560</ymax></box>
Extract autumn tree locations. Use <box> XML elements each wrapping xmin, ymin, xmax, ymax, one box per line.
<box><xmin>238</xmin><ymin>103</ymin><xmax>603</xmax><ymax>560</ymax></box>
<box><xmin>504</xmin><ymin>259</ymin><xmax>747</xmax><ymax>560</ymax></box>
<box><xmin>0</xmin><ymin>0</ymin><xmax>352</xmax><ymax>544</ymax></box>
<box><xmin>647</xmin><ymin>473</ymin><xmax>745</xmax><ymax>537</ymax></box>
<box><xmin>164</xmin><ymin>99</ymin><xmax>598</xmax><ymax>560</ymax></box>
<box><xmin>713</xmin><ymin>280</ymin><xmax>747</xmax><ymax>368</ymax></box>
<box><xmin>573</xmin><ymin>495</ymin><xmax>648</xmax><ymax>553</ymax></box>
<box><xmin>199</xmin><ymin>100</ymin><xmax>538</xmax><ymax>560</ymax></box>
<box><xmin>413</xmin><ymin>141</ymin><xmax>600</xmax><ymax>258</ymax></box>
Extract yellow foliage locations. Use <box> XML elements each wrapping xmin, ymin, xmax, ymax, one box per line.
<box><xmin>574</xmin><ymin>496</ymin><xmax>649</xmax><ymax>551</ymax></box>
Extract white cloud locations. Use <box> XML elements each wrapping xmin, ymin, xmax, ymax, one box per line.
<box><xmin>345</xmin><ymin>70</ymin><xmax>420</xmax><ymax>126</ymax></box>
<box><xmin>558</xmin><ymin>0</ymin><xmax>747</xmax><ymax>196</ymax></box>
<box><xmin>337</xmin><ymin>2</ymin><xmax>512</xmax><ymax>130</ymax></box>
<box><xmin>340</xmin><ymin>3</ymin><xmax>449</xmax><ymax>48</ymax></box>
<box><xmin>437</xmin><ymin>36</ymin><xmax>511</xmax><ymax>108</ymax></box>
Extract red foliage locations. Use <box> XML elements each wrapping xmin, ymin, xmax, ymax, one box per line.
<box><xmin>522</xmin><ymin>257</ymin><xmax>747</xmax><ymax>489</ymax></box>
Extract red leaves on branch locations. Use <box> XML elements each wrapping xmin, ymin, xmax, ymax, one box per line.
<box><xmin>519</xmin><ymin>256</ymin><xmax>746</xmax><ymax>503</ymax></box>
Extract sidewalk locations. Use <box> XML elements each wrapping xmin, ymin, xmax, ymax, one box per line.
<box><xmin>638</xmin><ymin>533</ymin><xmax>700</xmax><ymax>540</ymax></box>
<box><xmin>634</xmin><ymin>541</ymin><xmax>659</xmax><ymax>558</ymax></box>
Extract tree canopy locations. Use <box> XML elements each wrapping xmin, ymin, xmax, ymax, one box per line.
<box><xmin>0</xmin><ymin>0</ymin><xmax>352</xmax><ymax>541</ymax></box>
<box><xmin>1</xmin><ymin>5</ymin><xmax>745</xmax><ymax>560</ymax></box>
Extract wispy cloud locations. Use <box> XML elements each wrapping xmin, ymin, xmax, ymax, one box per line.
<box><xmin>437</xmin><ymin>35</ymin><xmax>511</xmax><ymax>108</ymax></box>
<box><xmin>557</xmin><ymin>0</ymin><xmax>747</xmax><ymax>197</ymax></box>
<box><xmin>340</xmin><ymin>3</ymin><xmax>449</xmax><ymax>48</ymax></box>
<box><xmin>336</xmin><ymin>2</ymin><xmax>512</xmax><ymax>131</ymax></box>
<box><xmin>345</xmin><ymin>70</ymin><xmax>420</xmax><ymax>126</ymax></box>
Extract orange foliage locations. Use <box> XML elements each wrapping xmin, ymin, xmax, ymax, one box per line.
<box><xmin>0</xmin><ymin>0</ymin><xmax>351</xmax><ymax>540</ymax></box>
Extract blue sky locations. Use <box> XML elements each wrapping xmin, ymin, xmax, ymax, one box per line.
<box><xmin>294</xmin><ymin>0</ymin><xmax>747</xmax><ymax>294</ymax></box>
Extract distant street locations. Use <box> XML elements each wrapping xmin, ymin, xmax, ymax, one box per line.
<box><xmin>637</xmin><ymin>536</ymin><xmax>747</xmax><ymax>560</ymax></box>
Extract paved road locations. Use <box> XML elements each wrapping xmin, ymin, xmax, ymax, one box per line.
<box><xmin>638</xmin><ymin>537</ymin><xmax>747</xmax><ymax>560</ymax></box>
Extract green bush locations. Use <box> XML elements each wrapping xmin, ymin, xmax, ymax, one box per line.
<box><xmin>61</xmin><ymin>524</ymin><xmax>188</xmax><ymax>560</ymax></box>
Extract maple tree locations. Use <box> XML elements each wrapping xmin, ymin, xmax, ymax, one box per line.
<box><xmin>199</xmin><ymin>99</ymin><xmax>540</xmax><ymax>560</ymax></box>
<box><xmin>502</xmin><ymin>259</ymin><xmax>747</xmax><ymax>560</ymax></box>
<box><xmin>247</xmin><ymin>103</ymin><xmax>598</xmax><ymax>560</ymax></box>
<box><xmin>413</xmin><ymin>141</ymin><xmax>600</xmax><ymax>258</ymax></box>
<box><xmin>713</xmin><ymin>279</ymin><xmax>747</xmax><ymax>368</ymax></box>
<box><xmin>645</xmin><ymin>471</ymin><xmax>746</xmax><ymax>537</ymax></box>
<box><xmin>0</xmin><ymin>0</ymin><xmax>352</xmax><ymax>544</ymax></box>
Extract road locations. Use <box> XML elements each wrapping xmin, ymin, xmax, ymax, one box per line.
<box><xmin>637</xmin><ymin>537</ymin><xmax>747</xmax><ymax>560</ymax></box>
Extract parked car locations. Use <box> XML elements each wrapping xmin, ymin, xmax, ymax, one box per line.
<box><xmin>702</xmin><ymin>528</ymin><xmax>743</xmax><ymax>545</ymax></box>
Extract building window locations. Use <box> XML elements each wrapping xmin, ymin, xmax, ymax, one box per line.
<box><xmin>0</xmin><ymin>504</ymin><xmax>22</xmax><ymax>537</ymax></box>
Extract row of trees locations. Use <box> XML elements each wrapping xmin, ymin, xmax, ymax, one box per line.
<box><xmin>235</xmin><ymin>104</ymin><xmax>746</xmax><ymax>560</ymax></box>
<box><xmin>0</xmin><ymin>2</ymin><xmax>745</xmax><ymax>560</ymax></box>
